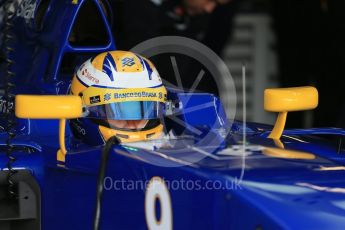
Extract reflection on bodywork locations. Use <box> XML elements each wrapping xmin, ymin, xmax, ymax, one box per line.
<box><xmin>297</xmin><ymin>183</ymin><xmax>345</xmax><ymax>194</ymax></box>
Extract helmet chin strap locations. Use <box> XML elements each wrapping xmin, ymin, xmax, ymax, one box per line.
<box><xmin>99</xmin><ymin>124</ymin><xmax>164</xmax><ymax>143</ymax></box>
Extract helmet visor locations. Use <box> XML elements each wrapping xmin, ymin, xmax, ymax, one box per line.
<box><xmin>85</xmin><ymin>101</ymin><xmax>165</xmax><ymax>120</ymax></box>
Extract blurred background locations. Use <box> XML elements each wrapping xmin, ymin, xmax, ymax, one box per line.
<box><xmin>1</xmin><ymin>0</ymin><xmax>344</xmax><ymax>128</ymax></box>
<box><xmin>111</xmin><ymin>0</ymin><xmax>345</xmax><ymax>128</ymax></box>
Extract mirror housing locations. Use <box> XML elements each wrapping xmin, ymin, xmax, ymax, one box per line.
<box><xmin>264</xmin><ymin>86</ymin><xmax>318</xmax><ymax>113</ymax></box>
<box><xmin>264</xmin><ymin>86</ymin><xmax>318</xmax><ymax>140</ymax></box>
<box><xmin>15</xmin><ymin>95</ymin><xmax>83</xmax><ymax>162</ymax></box>
<box><xmin>15</xmin><ymin>95</ymin><xmax>83</xmax><ymax>119</ymax></box>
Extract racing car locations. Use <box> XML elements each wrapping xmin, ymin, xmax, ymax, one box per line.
<box><xmin>1</xmin><ymin>0</ymin><xmax>345</xmax><ymax>230</ymax></box>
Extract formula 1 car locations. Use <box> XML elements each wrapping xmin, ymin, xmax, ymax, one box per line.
<box><xmin>1</xmin><ymin>0</ymin><xmax>345</xmax><ymax>230</ymax></box>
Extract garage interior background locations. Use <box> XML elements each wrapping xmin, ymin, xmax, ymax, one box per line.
<box><xmin>1</xmin><ymin>0</ymin><xmax>344</xmax><ymax>128</ymax></box>
<box><xmin>225</xmin><ymin>0</ymin><xmax>345</xmax><ymax>129</ymax></box>
<box><xmin>111</xmin><ymin>0</ymin><xmax>345</xmax><ymax>129</ymax></box>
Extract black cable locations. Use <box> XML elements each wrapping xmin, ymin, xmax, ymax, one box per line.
<box><xmin>2</xmin><ymin>0</ymin><xmax>19</xmax><ymax>199</ymax></box>
<box><xmin>93</xmin><ymin>136</ymin><xmax>120</xmax><ymax>230</ymax></box>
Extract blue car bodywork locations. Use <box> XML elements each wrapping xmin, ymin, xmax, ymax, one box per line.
<box><xmin>1</xmin><ymin>0</ymin><xmax>345</xmax><ymax>229</ymax></box>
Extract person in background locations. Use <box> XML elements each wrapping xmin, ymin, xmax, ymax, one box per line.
<box><xmin>111</xmin><ymin>0</ymin><xmax>238</xmax><ymax>95</ymax></box>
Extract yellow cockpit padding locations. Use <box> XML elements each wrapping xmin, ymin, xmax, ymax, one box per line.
<box><xmin>99</xmin><ymin>124</ymin><xmax>164</xmax><ymax>143</ymax></box>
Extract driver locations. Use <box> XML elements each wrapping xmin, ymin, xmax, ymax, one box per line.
<box><xmin>69</xmin><ymin>51</ymin><xmax>167</xmax><ymax>145</ymax></box>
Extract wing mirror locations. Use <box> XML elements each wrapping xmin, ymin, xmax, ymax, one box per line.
<box><xmin>264</xmin><ymin>86</ymin><xmax>318</xmax><ymax>140</ymax></box>
<box><xmin>15</xmin><ymin>95</ymin><xmax>83</xmax><ymax>162</ymax></box>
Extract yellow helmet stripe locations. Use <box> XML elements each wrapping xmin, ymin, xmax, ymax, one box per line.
<box><xmin>70</xmin><ymin>74</ymin><xmax>88</xmax><ymax>96</ymax></box>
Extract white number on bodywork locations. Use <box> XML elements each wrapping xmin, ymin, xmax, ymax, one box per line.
<box><xmin>145</xmin><ymin>177</ymin><xmax>172</xmax><ymax>230</ymax></box>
